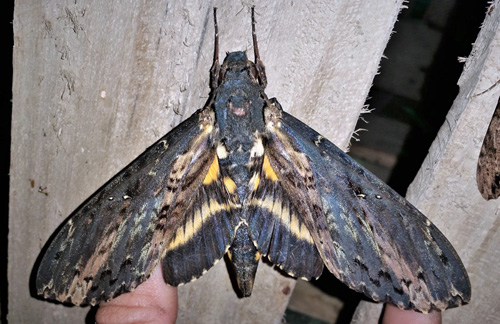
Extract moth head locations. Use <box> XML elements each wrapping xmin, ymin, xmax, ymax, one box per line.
<box><xmin>219</xmin><ymin>51</ymin><xmax>260</xmax><ymax>85</ymax></box>
<box><xmin>223</xmin><ymin>51</ymin><xmax>248</xmax><ymax>71</ymax></box>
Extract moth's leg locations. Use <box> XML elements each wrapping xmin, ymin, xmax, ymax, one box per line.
<box><xmin>210</xmin><ymin>7</ymin><xmax>220</xmax><ymax>89</ymax></box>
<box><xmin>251</xmin><ymin>7</ymin><xmax>267</xmax><ymax>88</ymax></box>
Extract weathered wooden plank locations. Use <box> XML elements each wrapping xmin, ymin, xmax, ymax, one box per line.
<box><xmin>10</xmin><ymin>1</ymin><xmax>403</xmax><ymax>323</ymax></box>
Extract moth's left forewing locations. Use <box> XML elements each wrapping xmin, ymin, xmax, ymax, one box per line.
<box><xmin>262</xmin><ymin>104</ymin><xmax>471</xmax><ymax>312</ymax></box>
<box><xmin>36</xmin><ymin>107</ymin><xmax>240</xmax><ymax>305</ymax></box>
<box><xmin>36</xmin><ymin>111</ymin><xmax>208</xmax><ymax>305</ymax></box>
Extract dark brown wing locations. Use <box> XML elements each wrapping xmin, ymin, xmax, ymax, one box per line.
<box><xmin>255</xmin><ymin>102</ymin><xmax>470</xmax><ymax>313</ymax></box>
<box><xmin>36</xmin><ymin>108</ymin><xmax>240</xmax><ymax>305</ymax></box>
<box><xmin>477</xmin><ymin>99</ymin><xmax>500</xmax><ymax>200</ymax></box>
<box><xmin>244</xmin><ymin>152</ymin><xmax>324</xmax><ymax>280</ymax></box>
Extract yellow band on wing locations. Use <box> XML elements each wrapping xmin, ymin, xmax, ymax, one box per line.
<box><xmin>167</xmin><ymin>199</ymin><xmax>232</xmax><ymax>251</ymax></box>
<box><xmin>263</xmin><ymin>155</ymin><xmax>278</xmax><ymax>181</ymax></box>
<box><xmin>223</xmin><ymin>176</ymin><xmax>237</xmax><ymax>194</ymax></box>
<box><xmin>203</xmin><ymin>156</ymin><xmax>220</xmax><ymax>185</ymax></box>
<box><xmin>250</xmin><ymin>196</ymin><xmax>313</xmax><ymax>243</ymax></box>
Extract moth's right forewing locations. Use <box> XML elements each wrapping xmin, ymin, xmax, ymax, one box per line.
<box><xmin>263</xmin><ymin>109</ymin><xmax>470</xmax><ymax>313</ymax></box>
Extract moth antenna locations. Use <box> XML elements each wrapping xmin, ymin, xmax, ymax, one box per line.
<box><xmin>210</xmin><ymin>7</ymin><xmax>220</xmax><ymax>89</ymax></box>
<box><xmin>251</xmin><ymin>7</ymin><xmax>260</xmax><ymax>65</ymax></box>
<box><xmin>251</xmin><ymin>7</ymin><xmax>267</xmax><ymax>88</ymax></box>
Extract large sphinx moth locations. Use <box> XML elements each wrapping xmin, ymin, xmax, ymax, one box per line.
<box><xmin>36</xmin><ymin>8</ymin><xmax>471</xmax><ymax>313</ymax></box>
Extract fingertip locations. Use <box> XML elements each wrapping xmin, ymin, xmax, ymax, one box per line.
<box><xmin>96</xmin><ymin>265</ymin><xmax>177</xmax><ymax>324</ymax></box>
<box><xmin>382</xmin><ymin>304</ymin><xmax>442</xmax><ymax>324</ymax></box>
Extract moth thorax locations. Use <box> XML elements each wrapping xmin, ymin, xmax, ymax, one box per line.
<box><xmin>228</xmin><ymin>97</ymin><xmax>251</xmax><ymax>116</ymax></box>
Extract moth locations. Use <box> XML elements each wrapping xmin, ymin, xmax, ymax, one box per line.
<box><xmin>477</xmin><ymin>98</ymin><xmax>500</xmax><ymax>200</ymax></box>
<box><xmin>36</xmin><ymin>8</ymin><xmax>471</xmax><ymax>313</ymax></box>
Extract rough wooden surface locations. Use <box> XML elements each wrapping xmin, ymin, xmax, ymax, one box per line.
<box><xmin>352</xmin><ymin>1</ymin><xmax>500</xmax><ymax>323</ymax></box>
<box><xmin>10</xmin><ymin>1</ymin><xmax>403</xmax><ymax>323</ymax></box>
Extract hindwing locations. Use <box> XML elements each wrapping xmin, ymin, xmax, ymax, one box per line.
<box><xmin>245</xmin><ymin>152</ymin><xmax>324</xmax><ymax>280</ymax></box>
<box><xmin>162</xmin><ymin>153</ymin><xmax>240</xmax><ymax>285</ymax></box>
<box><xmin>254</xmin><ymin>102</ymin><xmax>471</xmax><ymax>313</ymax></box>
<box><xmin>36</xmin><ymin>107</ymin><xmax>240</xmax><ymax>306</ymax></box>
